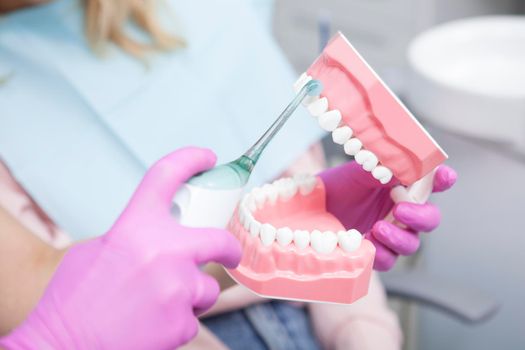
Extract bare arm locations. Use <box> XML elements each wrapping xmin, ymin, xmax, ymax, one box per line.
<box><xmin>0</xmin><ymin>206</ymin><xmax>65</xmax><ymax>335</ymax></box>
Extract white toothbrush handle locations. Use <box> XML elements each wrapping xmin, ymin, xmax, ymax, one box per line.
<box><xmin>385</xmin><ymin>168</ymin><xmax>437</xmax><ymax>224</ymax></box>
<box><xmin>173</xmin><ymin>183</ymin><xmax>244</xmax><ymax>228</ymax></box>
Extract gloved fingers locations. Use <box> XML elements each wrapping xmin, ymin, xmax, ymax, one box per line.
<box><xmin>366</xmin><ymin>232</ymin><xmax>398</xmax><ymax>271</ymax></box>
<box><xmin>188</xmin><ymin>227</ymin><xmax>242</xmax><ymax>268</ymax></box>
<box><xmin>192</xmin><ymin>273</ymin><xmax>221</xmax><ymax>316</ymax></box>
<box><xmin>393</xmin><ymin>202</ymin><xmax>441</xmax><ymax>232</ymax></box>
<box><xmin>432</xmin><ymin>165</ymin><xmax>457</xmax><ymax>193</ymax></box>
<box><xmin>371</xmin><ymin>221</ymin><xmax>420</xmax><ymax>256</ymax></box>
<box><xmin>129</xmin><ymin>147</ymin><xmax>217</xmax><ymax>212</ymax></box>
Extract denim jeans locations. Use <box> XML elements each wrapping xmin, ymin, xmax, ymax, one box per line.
<box><xmin>203</xmin><ymin>301</ymin><xmax>321</xmax><ymax>350</ymax></box>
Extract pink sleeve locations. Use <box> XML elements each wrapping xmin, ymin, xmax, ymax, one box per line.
<box><xmin>309</xmin><ymin>272</ymin><xmax>402</xmax><ymax>350</ymax></box>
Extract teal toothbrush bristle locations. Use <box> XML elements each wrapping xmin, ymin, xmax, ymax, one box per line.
<box><xmin>307</xmin><ymin>81</ymin><xmax>323</xmax><ymax>96</ymax></box>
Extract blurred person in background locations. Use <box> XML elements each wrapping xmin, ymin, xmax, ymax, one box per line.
<box><xmin>0</xmin><ymin>0</ymin><xmax>456</xmax><ymax>349</ymax></box>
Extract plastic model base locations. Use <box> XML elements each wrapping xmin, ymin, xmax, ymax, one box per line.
<box><xmin>227</xmin><ymin>262</ymin><xmax>373</xmax><ymax>304</ymax></box>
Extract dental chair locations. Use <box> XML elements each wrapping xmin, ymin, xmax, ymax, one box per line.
<box><xmin>379</xmin><ymin>251</ymin><xmax>499</xmax><ymax>350</ymax></box>
<box><xmin>381</xmin><ymin>268</ymin><xmax>499</xmax><ymax>324</ymax></box>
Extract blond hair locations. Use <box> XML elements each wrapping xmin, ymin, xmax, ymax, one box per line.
<box><xmin>83</xmin><ymin>0</ymin><xmax>185</xmax><ymax>57</ymax></box>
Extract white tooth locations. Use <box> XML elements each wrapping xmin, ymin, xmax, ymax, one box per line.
<box><xmin>338</xmin><ymin>229</ymin><xmax>362</xmax><ymax>253</ymax></box>
<box><xmin>245</xmin><ymin>194</ymin><xmax>257</xmax><ymax>212</ymax></box>
<box><xmin>297</xmin><ymin>176</ymin><xmax>317</xmax><ymax>196</ymax></box>
<box><xmin>276</xmin><ymin>227</ymin><xmax>294</xmax><ymax>247</ymax></box>
<box><xmin>273</xmin><ymin>178</ymin><xmax>285</xmax><ymax>190</ymax></box>
<box><xmin>311</xmin><ymin>230</ymin><xmax>338</xmax><ymax>254</ymax></box>
<box><xmin>372</xmin><ymin>166</ymin><xmax>393</xmax><ymax>184</ymax></box>
<box><xmin>252</xmin><ymin>187</ymin><xmax>266</xmax><ymax>209</ymax></box>
<box><xmin>293</xmin><ymin>73</ymin><xmax>312</xmax><ymax>93</ymax></box>
<box><xmin>318</xmin><ymin>110</ymin><xmax>342</xmax><ymax>131</ymax></box>
<box><xmin>242</xmin><ymin>210</ymin><xmax>252</xmax><ymax>230</ymax></box>
<box><xmin>310</xmin><ymin>230</ymin><xmax>323</xmax><ymax>251</ymax></box>
<box><xmin>272</xmin><ymin>178</ymin><xmax>286</xmax><ymax>187</ymax></box>
<box><xmin>277</xmin><ymin>178</ymin><xmax>298</xmax><ymax>201</ymax></box>
<box><xmin>354</xmin><ymin>149</ymin><xmax>370</xmax><ymax>165</ymax></box>
<box><xmin>355</xmin><ymin>150</ymin><xmax>371</xmax><ymax>164</ymax></box>
<box><xmin>332</xmin><ymin>126</ymin><xmax>353</xmax><ymax>145</ymax></box>
<box><xmin>364</xmin><ymin>155</ymin><xmax>379</xmax><ymax>171</ymax></box>
<box><xmin>355</xmin><ymin>150</ymin><xmax>378</xmax><ymax>171</ymax></box>
<box><xmin>293</xmin><ymin>230</ymin><xmax>310</xmax><ymax>249</ymax></box>
<box><xmin>344</xmin><ymin>138</ymin><xmax>362</xmax><ymax>156</ymax></box>
<box><xmin>372</xmin><ymin>165</ymin><xmax>390</xmax><ymax>179</ymax></box>
<box><xmin>260</xmin><ymin>223</ymin><xmax>277</xmax><ymax>246</ymax></box>
<box><xmin>240</xmin><ymin>195</ymin><xmax>248</xmax><ymax>209</ymax></box>
<box><xmin>249</xmin><ymin>220</ymin><xmax>261</xmax><ymax>237</ymax></box>
<box><xmin>379</xmin><ymin>173</ymin><xmax>393</xmax><ymax>184</ymax></box>
<box><xmin>363</xmin><ymin>151</ymin><xmax>379</xmax><ymax>171</ymax></box>
<box><xmin>261</xmin><ymin>184</ymin><xmax>278</xmax><ymax>205</ymax></box>
<box><xmin>307</xmin><ymin>97</ymin><xmax>328</xmax><ymax>117</ymax></box>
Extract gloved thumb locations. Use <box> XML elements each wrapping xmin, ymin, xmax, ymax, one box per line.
<box><xmin>126</xmin><ymin>147</ymin><xmax>217</xmax><ymax>214</ymax></box>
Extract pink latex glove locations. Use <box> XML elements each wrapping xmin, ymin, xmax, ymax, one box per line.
<box><xmin>319</xmin><ymin>161</ymin><xmax>456</xmax><ymax>271</ymax></box>
<box><xmin>0</xmin><ymin>147</ymin><xmax>242</xmax><ymax>350</ymax></box>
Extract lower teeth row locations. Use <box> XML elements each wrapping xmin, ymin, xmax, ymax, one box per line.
<box><xmin>238</xmin><ymin>176</ymin><xmax>363</xmax><ymax>254</ymax></box>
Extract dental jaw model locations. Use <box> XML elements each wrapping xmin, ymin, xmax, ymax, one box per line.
<box><xmin>227</xmin><ymin>32</ymin><xmax>448</xmax><ymax>304</ymax></box>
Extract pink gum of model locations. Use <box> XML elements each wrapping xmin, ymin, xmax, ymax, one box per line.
<box><xmin>227</xmin><ymin>178</ymin><xmax>375</xmax><ymax>304</ymax></box>
<box><xmin>308</xmin><ymin>32</ymin><xmax>447</xmax><ymax>185</ymax></box>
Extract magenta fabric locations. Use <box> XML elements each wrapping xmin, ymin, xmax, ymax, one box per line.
<box><xmin>319</xmin><ymin>161</ymin><xmax>457</xmax><ymax>271</ymax></box>
<box><xmin>0</xmin><ymin>147</ymin><xmax>242</xmax><ymax>350</ymax></box>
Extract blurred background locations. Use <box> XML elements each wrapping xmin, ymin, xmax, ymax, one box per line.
<box><xmin>272</xmin><ymin>1</ymin><xmax>525</xmax><ymax>349</ymax></box>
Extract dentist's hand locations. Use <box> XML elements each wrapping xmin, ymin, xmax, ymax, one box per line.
<box><xmin>0</xmin><ymin>147</ymin><xmax>242</xmax><ymax>350</ymax></box>
<box><xmin>319</xmin><ymin>162</ymin><xmax>456</xmax><ymax>271</ymax></box>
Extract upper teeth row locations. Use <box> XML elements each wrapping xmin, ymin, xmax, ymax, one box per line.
<box><xmin>294</xmin><ymin>73</ymin><xmax>393</xmax><ymax>185</ymax></box>
<box><xmin>238</xmin><ymin>175</ymin><xmax>363</xmax><ymax>254</ymax></box>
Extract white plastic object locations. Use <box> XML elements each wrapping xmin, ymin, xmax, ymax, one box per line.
<box><xmin>406</xmin><ymin>16</ymin><xmax>525</xmax><ymax>153</ymax></box>
<box><xmin>386</xmin><ymin>169</ymin><xmax>437</xmax><ymax>224</ymax></box>
<box><xmin>173</xmin><ymin>183</ymin><xmax>244</xmax><ymax>228</ymax></box>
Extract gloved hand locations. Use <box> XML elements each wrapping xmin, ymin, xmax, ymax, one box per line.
<box><xmin>0</xmin><ymin>147</ymin><xmax>242</xmax><ymax>350</ymax></box>
<box><xmin>319</xmin><ymin>161</ymin><xmax>456</xmax><ymax>271</ymax></box>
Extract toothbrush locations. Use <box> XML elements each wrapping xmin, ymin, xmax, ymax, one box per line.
<box><xmin>173</xmin><ymin>79</ymin><xmax>323</xmax><ymax>228</ymax></box>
